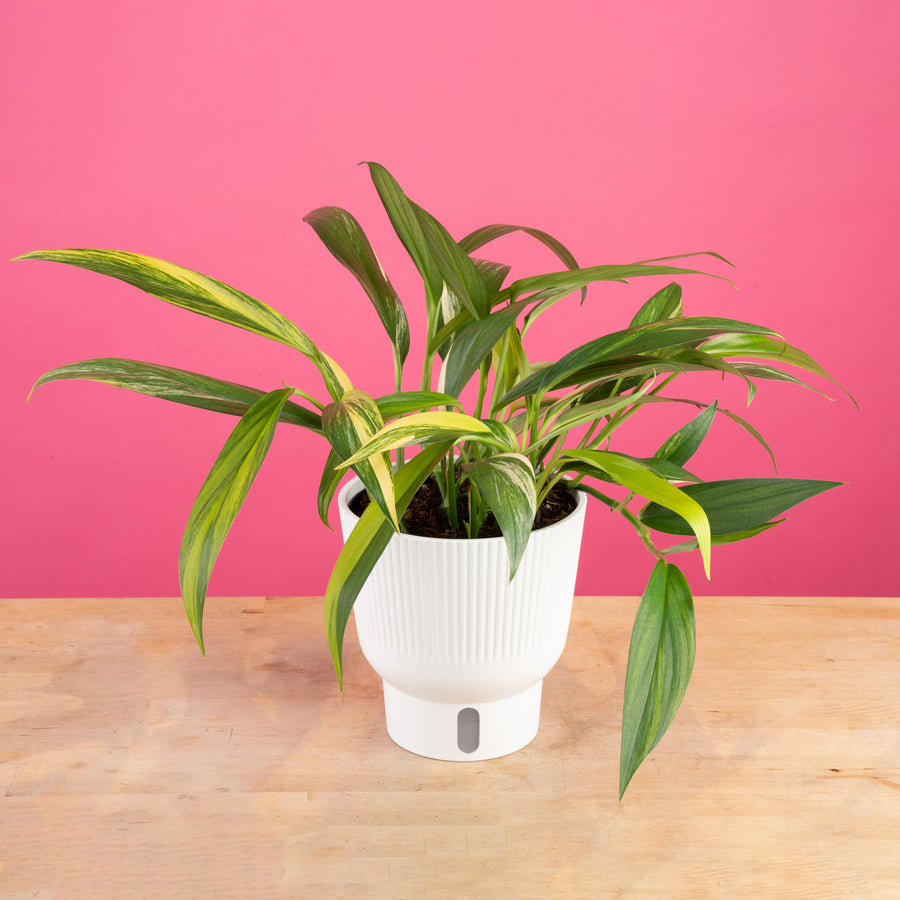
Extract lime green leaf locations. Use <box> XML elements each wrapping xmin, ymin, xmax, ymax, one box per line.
<box><xmin>640</xmin><ymin>478</ymin><xmax>843</xmax><ymax>536</ymax></box>
<box><xmin>16</xmin><ymin>249</ymin><xmax>351</xmax><ymax>399</ymax></box>
<box><xmin>620</xmin><ymin>560</ymin><xmax>695</xmax><ymax>799</ymax></box>
<box><xmin>464</xmin><ymin>454</ymin><xmax>537</xmax><ymax>579</ymax></box>
<box><xmin>337</xmin><ymin>411</ymin><xmax>516</xmax><ymax>468</ymax></box>
<box><xmin>325</xmin><ymin>442</ymin><xmax>453</xmax><ymax>686</ymax></box>
<box><xmin>31</xmin><ymin>357</ymin><xmax>323</xmax><ymax>432</ymax></box>
<box><xmin>654</xmin><ymin>401</ymin><xmax>716</xmax><ymax>466</ymax></box>
<box><xmin>564</xmin><ymin>449</ymin><xmax>711</xmax><ymax>578</ymax></box>
<box><xmin>179</xmin><ymin>388</ymin><xmax>293</xmax><ymax>653</ymax></box>
<box><xmin>630</xmin><ymin>282</ymin><xmax>683</xmax><ymax>327</ymax></box>
<box><xmin>303</xmin><ymin>205</ymin><xmax>410</xmax><ymax>364</ymax></box>
<box><xmin>322</xmin><ymin>390</ymin><xmax>398</xmax><ymax>530</ymax></box>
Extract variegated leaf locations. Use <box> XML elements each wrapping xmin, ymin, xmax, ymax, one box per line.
<box><xmin>303</xmin><ymin>205</ymin><xmax>410</xmax><ymax>365</ymax></box>
<box><xmin>322</xmin><ymin>390</ymin><xmax>398</xmax><ymax>530</ymax></box>
<box><xmin>179</xmin><ymin>388</ymin><xmax>293</xmax><ymax>653</ymax></box>
<box><xmin>464</xmin><ymin>453</ymin><xmax>537</xmax><ymax>579</ymax></box>
<box><xmin>337</xmin><ymin>411</ymin><xmax>517</xmax><ymax>469</ymax></box>
<box><xmin>30</xmin><ymin>357</ymin><xmax>323</xmax><ymax>432</ymax></box>
<box><xmin>564</xmin><ymin>449</ymin><xmax>711</xmax><ymax>578</ymax></box>
<box><xmin>16</xmin><ymin>248</ymin><xmax>351</xmax><ymax>399</ymax></box>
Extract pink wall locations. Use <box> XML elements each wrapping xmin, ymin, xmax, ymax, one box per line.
<box><xmin>2</xmin><ymin>1</ymin><xmax>896</xmax><ymax>604</ymax></box>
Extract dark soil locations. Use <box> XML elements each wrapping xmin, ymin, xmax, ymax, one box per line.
<box><xmin>348</xmin><ymin>474</ymin><xmax>578</xmax><ymax>539</ymax></box>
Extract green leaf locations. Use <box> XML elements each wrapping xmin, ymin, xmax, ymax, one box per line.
<box><xmin>499</xmin><ymin>317</ymin><xmax>779</xmax><ymax>406</ymax></box>
<box><xmin>325</xmin><ymin>442</ymin><xmax>453</xmax><ymax>686</ymax></box>
<box><xmin>464</xmin><ymin>454</ymin><xmax>538</xmax><ymax>579</ymax></box>
<box><xmin>375</xmin><ymin>390</ymin><xmax>462</xmax><ymax>420</ymax></box>
<box><xmin>31</xmin><ymin>358</ymin><xmax>323</xmax><ymax>432</ymax></box>
<box><xmin>322</xmin><ymin>390</ymin><xmax>398</xmax><ymax>530</ymax></box>
<box><xmin>701</xmin><ymin>332</ymin><xmax>856</xmax><ymax>406</ymax></box>
<box><xmin>640</xmin><ymin>478</ymin><xmax>843</xmax><ymax>536</ymax></box>
<box><xmin>661</xmin><ymin>519</ymin><xmax>785</xmax><ymax>554</ymax></box>
<box><xmin>16</xmin><ymin>248</ymin><xmax>351</xmax><ymax>400</ymax></box>
<box><xmin>303</xmin><ymin>205</ymin><xmax>410</xmax><ymax>364</ymax></box>
<box><xmin>413</xmin><ymin>203</ymin><xmax>490</xmax><ymax>319</ymax></box>
<box><xmin>364</xmin><ymin>162</ymin><xmax>443</xmax><ymax>305</ymax></box>
<box><xmin>316</xmin><ymin>447</ymin><xmax>345</xmax><ymax>529</ymax></box>
<box><xmin>654</xmin><ymin>401</ymin><xmax>717</xmax><ymax>466</ymax></box>
<box><xmin>564</xmin><ymin>449</ymin><xmax>711</xmax><ymax>578</ymax></box>
<box><xmin>440</xmin><ymin>300</ymin><xmax>530</xmax><ymax>398</ymax></box>
<box><xmin>179</xmin><ymin>388</ymin><xmax>293</xmax><ymax>653</ymax></box>
<box><xmin>459</xmin><ymin>223</ymin><xmax>585</xmax><ymax>303</ymax></box>
<box><xmin>630</xmin><ymin>282</ymin><xmax>683</xmax><ymax>327</ymax></box>
<box><xmin>507</xmin><ymin>261</ymin><xmax>733</xmax><ymax>304</ymax></box>
<box><xmin>337</xmin><ymin>411</ymin><xmax>516</xmax><ymax>469</ymax></box>
<box><xmin>620</xmin><ymin>560</ymin><xmax>695</xmax><ymax>799</ymax></box>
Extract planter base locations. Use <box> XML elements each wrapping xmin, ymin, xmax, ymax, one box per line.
<box><xmin>382</xmin><ymin>680</ymin><xmax>543</xmax><ymax>761</ymax></box>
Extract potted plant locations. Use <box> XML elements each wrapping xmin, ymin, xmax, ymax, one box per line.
<box><xmin>16</xmin><ymin>163</ymin><xmax>848</xmax><ymax>797</ymax></box>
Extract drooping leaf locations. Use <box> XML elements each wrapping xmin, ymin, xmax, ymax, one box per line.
<box><xmin>701</xmin><ymin>332</ymin><xmax>856</xmax><ymax>406</ymax></box>
<box><xmin>630</xmin><ymin>282</ymin><xmax>683</xmax><ymax>327</ymax></box>
<box><xmin>325</xmin><ymin>442</ymin><xmax>453</xmax><ymax>686</ymax></box>
<box><xmin>322</xmin><ymin>390</ymin><xmax>398</xmax><ymax>530</ymax></box>
<box><xmin>507</xmin><ymin>261</ymin><xmax>733</xmax><ymax>304</ymax></box>
<box><xmin>16</xmin><ymin>249</ymin><xmax>351</xmax><ymax>399</ymax></box>
<box><xmin>179</xmin><ymin>388</ymin><xmax>293</xmax><ymax>653</ymax></box>
<box><xmin>459</xmin><ymin>222</ymin><xmax>585</xmax><ymax>303</ymax></box>
<box><xmin>30</xmin><ymin>358</ymin><xmax>323</xmax><ymax>432</ymax></box>
<box><xmin>464</xmin><ymin>454</ymin><xmax>538</xmax><ymax>579</ymax></box>
<box><xmin>303</xmin><ymin>205</ymin><xmax>410</xmax><ymax>364</ymax></box>
<box><xmin>564</xmin><ymin>449</ymin><xmax>711</xmax><ymax>578</ymax></box>
<box><xmin>640</xmin><ymin>478</ymin><xmax>843</xmax><ymax>536</ymax></box>
<box><xmin>654</xmin><ymin>401</ymin><xmax>717</xmax><ymax>467</ymax></box>
<box><xmin>619</xmin><ymin>560</ymin><xmax>695</xmax><ymax>799</ymax></box>
<box><xmin>661</xmin><ymin>519</ymin><xmax>785</xmax><ymax>554</ymax></box>
<box><xmin>316</xmin><ymin>447</ymin><xmax>345</xmax><ymax>529</ymax></box>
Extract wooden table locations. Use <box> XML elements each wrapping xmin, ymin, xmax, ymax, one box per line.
<box><xmin>1</xmin><ymin>595</ymin><xmax>897</xmax><ymax>898</ymax></box>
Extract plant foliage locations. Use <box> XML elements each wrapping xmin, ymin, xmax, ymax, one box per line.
<box><xmin>17</xmin><ymin>163</ymin><xmax>850</xmax><ymax>797</ymax></box>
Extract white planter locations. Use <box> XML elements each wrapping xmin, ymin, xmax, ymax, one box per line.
<box><xmin>337</xmin><ymin>475</ymin><xmax>587</xmax><ymax>761</ymax></box>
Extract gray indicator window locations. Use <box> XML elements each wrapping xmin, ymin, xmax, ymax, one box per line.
<box><xmin>457</xmin><ymin>707</ymin><xmax>480</xmax><ymax>753</ymax></box>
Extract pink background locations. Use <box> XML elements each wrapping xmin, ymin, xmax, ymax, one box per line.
<box><xmin>2</xmin><ymin>1</ymin><xmax>896</xmax><ymax>604</ymax></box>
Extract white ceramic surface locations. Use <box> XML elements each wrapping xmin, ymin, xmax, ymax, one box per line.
<box><xmin>338</xmin><ymin>475</ymin><xmax>586</xmax><ymax>760</ymax></box>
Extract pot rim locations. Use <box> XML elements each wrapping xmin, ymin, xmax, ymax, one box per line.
<box><xmin>337</xmin><ymin>472</ymin><xmax>586</xmax><ymax>545</ymax></box>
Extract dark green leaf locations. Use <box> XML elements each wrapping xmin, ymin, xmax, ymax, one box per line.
<box><xmin>303</xmin><ymin>205</ymin><xmax>409</xmax><ymax>363</ymax></box>
<box><xmin>640</xmin><ymin>478</ymin><xmax>843</xmax><ymax>536</ymax></box>
<box><xmin>464</xmin><ymin>454</ymin><xmax>537</xmax><ymax>579</ymax></box>
<box><xmin>654</xmin><ymin>402</ymin><xmax>717</xmax><ymax>467</ymax></box>
<box><xmin>620</xmin><ymin>560</ymin><xmax>695</xmax><ymax>799</ymax></box>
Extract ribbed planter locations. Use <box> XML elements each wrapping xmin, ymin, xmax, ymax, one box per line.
<box><xmin>337</xmin><ymin>476</ymin><xmax>587</xmax><ymax>761</ymax></box>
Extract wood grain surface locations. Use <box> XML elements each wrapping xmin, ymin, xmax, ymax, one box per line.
<box><xmin>2</xmin><ymin>595</ymin><xmax>898</xmax><ymax>898</ymax></box>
